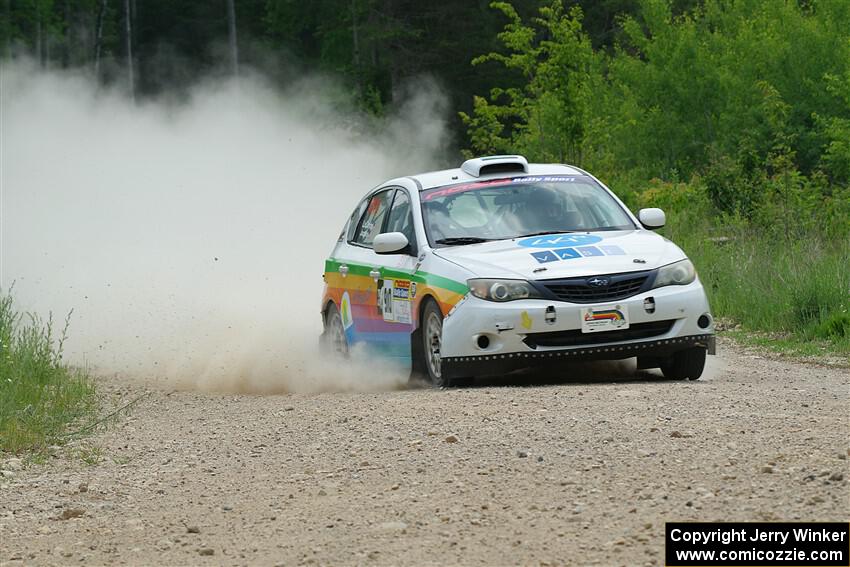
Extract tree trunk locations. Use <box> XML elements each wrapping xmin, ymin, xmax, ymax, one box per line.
<box><xmin>351</xmin><ymin>0</ymin><xmax>360</xmax><ymax>67</ymax></box>
<box><xmin>63</xmin><ymin>0</ymin><xmax>71</xmax><ymax>67</ymax></box>
<box><xmin>226</xmin><ymin>0</ymin><xmax>238</xmax><ymax>75</ymax></box>
<box><xmin>4</xmin><ymin>0</ymin><xmax>10</xmax><ymax>57</ymax></box>
<box><xmin>35</xmin><ymin>12</ymin><xmax>43</xmax><ymax>65</ymax></box>
<box><xmin>94</xmin><ymin>0</ymin><xmax>107</xmax><ymax>78</ymax></box>
<box><xmin>124</xmin><ymin>0</ymin><xmax>134</xmax><ymax>97</ymax></box>
<box><xmin>351</xmin><ymin>0</ymin><xmax>361</xmax><ymax>95</ymax></box>
<box><xmin>44</xmin><ymin>25</ymin><xmax>51</xmax><ymax>66</ymax></box>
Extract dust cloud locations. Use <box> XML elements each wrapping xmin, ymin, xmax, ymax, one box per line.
<box><xmin>1</xmin><ymin>60</ymin><xmax>449</xmax><ymax>393</ymax></box>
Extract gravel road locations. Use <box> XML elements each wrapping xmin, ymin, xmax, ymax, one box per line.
<box><xmin>1</xmin><ymin>338</ymin><xmax>848</xmax><ymax>566</ymax></box>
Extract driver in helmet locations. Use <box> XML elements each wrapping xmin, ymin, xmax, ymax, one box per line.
<box><xmin>519</xmin><ymin>187</ymin><xmax>578</xmax><ymax>233</ymax></box>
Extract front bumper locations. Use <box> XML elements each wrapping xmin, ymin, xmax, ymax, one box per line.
<box><xmin>440</xmin><ymin>280</ymin><xmax>715</xmax><ymax>379</ymax></box>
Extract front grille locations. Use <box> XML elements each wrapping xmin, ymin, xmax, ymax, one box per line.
<box><xmin>523</xmin><ymin>320</ymin><xmax>675</xmax><ymax>349</ymax></box>
<box><xmin>540</xmin><ymin>270</ymin><xmax>652</xmax><ymax>303</ymax></box>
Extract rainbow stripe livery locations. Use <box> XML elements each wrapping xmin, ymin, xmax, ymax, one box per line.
<box><xmin>322</xmin><ymin>259</ymin><xmax>467</xmax><ymax>362</ymax></box>
<box><xmin>584</xmin><ymin>309</ymin><xmax>625</xmax><ymax>323</ymax></box>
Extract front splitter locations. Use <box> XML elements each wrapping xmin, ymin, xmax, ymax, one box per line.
<box><xmin>441</xmin><ymin>333</ymin><xmax>715</xmax><ymax>379</ymax></box>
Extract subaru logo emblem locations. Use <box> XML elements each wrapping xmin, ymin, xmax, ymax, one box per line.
<box><xmin>587</xmin><ymin>276</ymin><xmax>610</xmax><ymax>287</ymax></box>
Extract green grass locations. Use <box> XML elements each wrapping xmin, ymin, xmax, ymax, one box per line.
<box><xmin>0</xmin><ymin>289</ymin><xmax>97</xmax><ymax>454</ymax></box>
<box><xmin>670</xmin><ymin>219</ymin><xmax>850</xmax><ymax>358</ymax></box>
<box><xmin>630</xmin><ymin>179</ymin><xmax>850</xmax><ymax>360</ymax></box>
<box><xmin>75</xmin><ymin>443</ymin><xmax>103</xmax><ymax>466</ymax></box>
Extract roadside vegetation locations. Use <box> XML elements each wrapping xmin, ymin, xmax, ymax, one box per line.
<box><xmin>640</xmin><ymin>180</ymin><xmax>850</xmax><ymax>356</ymax></box>
<box><xmin>0</xmin><ymin>290</ymin><xmax>97</xmax><ymax>454</ymax></box>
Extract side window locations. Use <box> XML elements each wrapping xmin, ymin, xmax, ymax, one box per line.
<box><xmin>346</xmin><ymin>198</ymin><xmax>369</xmax><ymax>243</ymax></box>
<box><xmin>385</xmin><ymin>189</ymin><xmax>416</xmax><ymax>249</ymax></box>
<box><xmin>354</xmin><ymin>189</ymin><xmax>393</xmax><ymax>246</ymax></box>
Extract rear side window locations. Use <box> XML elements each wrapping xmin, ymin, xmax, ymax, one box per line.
<box><xmin>346</xmin><ymin>199</ymin><xmax>368</xmax><ymax>242</ymax></box>
<box><xmin>354</xmin><ymin>189</ymin><xmax>393</xmax><ymax>246</ymax></box>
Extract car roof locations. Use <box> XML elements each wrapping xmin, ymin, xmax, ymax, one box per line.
<box><xmin>405</xmin><ymin>162</ymin><xmax>586</xmax><ymax>191</ymax></box>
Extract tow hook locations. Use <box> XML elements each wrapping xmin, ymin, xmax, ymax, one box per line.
<box><xmin>494</xmin><ymin>322</ymin><xmax>514</xmax><ymax>333</ymax></box>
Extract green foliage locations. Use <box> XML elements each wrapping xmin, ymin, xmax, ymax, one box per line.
<box><xmin>465</xmin><ymin>0</ymin><xmax>850</xmax><ymax>212</ymax></box>
<box><xmin>462</xmin><ymin>1</ymin><xmax>599</xmax><ymax>164</ymax></box>
<box><xmin>638</xmin><ymin>182</ymin><xmax>850</xmax><ymax>354</ymax></box>
<box><xmin>465</xmin><ymin>0</ymin><xmax>850</xmax><ymax>355</ymax></box>
<box><xmin>0</xmin><ymin>289</ymin><xmax>96</xmax><ymax>454</ymax></box>
<box><xmin>818</xmin><ymin>70</ymin><xmax>850</xmax><ymax>184</ymax></box>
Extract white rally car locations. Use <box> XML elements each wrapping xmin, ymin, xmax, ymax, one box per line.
<box><xmin>321</xmin><ymin>155</ymin><xmax>715</xmax><ymax>386</ymax></box>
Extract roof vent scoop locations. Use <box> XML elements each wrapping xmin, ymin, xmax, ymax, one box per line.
<box><xmin>461</xmin><ymin>155</ymin><xmax>529</xmax><ymax>178</ymax></box>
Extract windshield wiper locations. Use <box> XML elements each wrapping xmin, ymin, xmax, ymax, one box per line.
<box><xmin>435</xmin><ymin>237</ymin><xmax>493</xmax><ymax>246</ymax></box>
<box><xmin>515</xmin><ymin>230</ymin><xmax>579</xmax><ymax>238</ymax></box>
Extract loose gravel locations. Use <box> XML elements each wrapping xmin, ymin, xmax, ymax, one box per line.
<box><xmin>1</xmin><ymin>339</ymin><xmax>847</xmax><ymax>566</ymax></box>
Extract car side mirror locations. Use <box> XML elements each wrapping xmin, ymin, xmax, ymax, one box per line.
<box><xmin>638</xmin><ymin>208</ymin><xmax>666</xmax><ymax>229</ymax></box>
<box><xmin>373</xmin><ymin>232</ymin><xmax>410</xmax><ymax>254</ymax></box>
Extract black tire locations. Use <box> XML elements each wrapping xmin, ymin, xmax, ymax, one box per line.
<box><xmin>321</xmin><ymin>303</ymin><xmax>349</xmax><ymax>357</ymax></box>
<box><xmin>419</xmin><ymin>300</ymin><xmax>474</xmax><ymax>388</ymax></box>
<box><xmin>421</xmin><ymin>299</ymin><xmax>447</xmax><ymax>387</ymax></box>
<box><xmin>660</xmin><ymin>347</ymin><xmax>706</xmax><ymax>381</ymax></box>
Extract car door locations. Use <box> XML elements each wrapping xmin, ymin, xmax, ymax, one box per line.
<box><xmin>335</xmin><ymin>187</ymin><xmax>395</xmax><ymax>350</ymax></box>
<box><xmin>369</xmin><ymin>188</ymin><xmax>421</xmax><ymax>361</ymax></box>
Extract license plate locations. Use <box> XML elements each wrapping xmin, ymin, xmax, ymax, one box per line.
<box><xmin>580</xmin><ymin>304</ymin><xmax>630</xmax><ymax>333</ymax></box>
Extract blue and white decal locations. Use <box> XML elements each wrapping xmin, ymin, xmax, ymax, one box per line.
<box><xmin>577</xmin><ymin>246</ymin><xmax>603</xmax><ymax>257</ymax></box>
<box><xmin>598</xmin><ymin>245</ymin><xmax>625</xmax><ymax>255</ymax></box>
<box><xmin>530</xmin><ymin>243</ymin><xmax>628</xmax><ymax>264</ymax></box>
<box><xmin>517</xmin><ymin>234</ymin><xmax>603</xmax><ymax>249</ymax></box>
<box><xmin>530</xmin><ymin>251</ymin><xmax>559</xmax><ymax>263</ymax></box>
<box><xmin>553</xmin><ymin>248</ymin><xmax>581</xmax><ymax>260</ymax></box>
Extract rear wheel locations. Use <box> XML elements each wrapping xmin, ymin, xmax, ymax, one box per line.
<box><xmin>660</xmin><ymin>347</ymin><xmax>706</xmax><ymax>381</ymax></box>
<box><xmin>322</xmin><ymin>303</ymin><xmax>348</xmax><ymax>357</ymax></box>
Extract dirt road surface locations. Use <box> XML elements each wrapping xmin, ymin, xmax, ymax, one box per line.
<box><xmin>1</xmin><ymin>339</ymin><xmax>848</xmax><ymax>566</ymax></box>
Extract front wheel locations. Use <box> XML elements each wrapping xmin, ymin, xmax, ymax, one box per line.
<box><xmin>419</xmin><ymin>300</ymin><xmax>473</xmax><ymax>388</ymax></box>
<box><xmin>660</xmin><ymin>347</ymin><xmax>706</xmax><ymax>381</ymax></box>
<box><xmin>321</xmin><ymin>303</ymin><xmax>349</xmax><ymax>357</ymax></box>
<box><xmin>422</xmin><ymin>300</ymin><xmax>446</xmax><ymax>387</ymax></box>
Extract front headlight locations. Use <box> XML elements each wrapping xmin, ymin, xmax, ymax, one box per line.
<box><xmin>467</xmin><ymin>279</ymin><xmax>543</xmax><ymax>302</ymax></box>
<box><xmin>653</xmin><ymin>259</ymin><xmax>696</xmax><ymax>288</ymax></box>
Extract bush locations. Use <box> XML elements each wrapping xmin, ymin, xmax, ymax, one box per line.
<box><xmin>817</xmin><ymin>312</ymin><xmax>850</xmax><ymax>340</ymax></box>
<box><xmin>0</xmin><ymin>290</ymin><xmax>96</xmax><ymax>454</ymax></box>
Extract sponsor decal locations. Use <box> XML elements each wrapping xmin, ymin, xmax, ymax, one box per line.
<box><xmin>598</xmin><ymin>244</ymin><xmax>625</xmax><ymax>255</ymax></box>
<box><xmin>422</xmin><ymin>175</ymin><xmax>584</xmax><ymax>202</ymax></box>
<box><xmin>520</xmin><ymin>311</ymin><xmax>533</xmax><ymax>330</ymax></box>
<box><xmin>581</xmin><ymin>305</ymin><xmax>629</xmax><ymax>333</ymax></box>
<box><xmin>530</xmin><ymin>243</ymin><xmax>628</xmax><ymax>264</ymax></box>
<box><xmin>553</xmin><ymin>247</ymin><xmax>582</xmax><ymax>260</ymax></box>
<box><xmin>392</xmin><ymin>279</ymin><xmax>411</xmax><ymax>300</ymax></box>
<box><xmin>517</xmin><ymin>234</ymin><xmax>602</xmax><ymax>249</ymax></box>
<box><xmin>585</xmin><ymin>308</ymin><xmax>626</xmax><ymax>325</ymax></box>
<box><xmin>577</xmin><ymin>246</ymin><xmax>603</xmax><ymax>257</ymax></box>
<box><xmin>340</xmin><ymin>292</ymin><xmax>353</xmax><ymax>329</ymax></box>
<box><xmin>378</xmin><ymin>279</ymin><xmax>413</xmax><ymax>324</ymax></box>
<box><xmin>530</xmin><ymin>250</ymin><xmax>559</xmax><ymax>263</ymax></box>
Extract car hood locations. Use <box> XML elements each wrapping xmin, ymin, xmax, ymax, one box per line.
<box><xmin>432</xmin><ymin>230</ymin><xmax>686</xmax><ymax>280</ymax></box>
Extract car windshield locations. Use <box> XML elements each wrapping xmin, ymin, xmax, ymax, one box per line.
<box><xmin>420</xmin><ymin>175</ymin><xmax>635</xmax><ymax>246</ymax></box>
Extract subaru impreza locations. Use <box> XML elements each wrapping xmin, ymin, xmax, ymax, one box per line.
<box><xmin>320</xmin><ymin>155</ymin><xmax>715</xmax><ymax>386</ymax></box>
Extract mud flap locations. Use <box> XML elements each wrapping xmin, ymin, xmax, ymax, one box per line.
<box><xmin>699</xmin><ymin>335</ymin><xmax>717</xmax><ymax>355</ymax></box>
